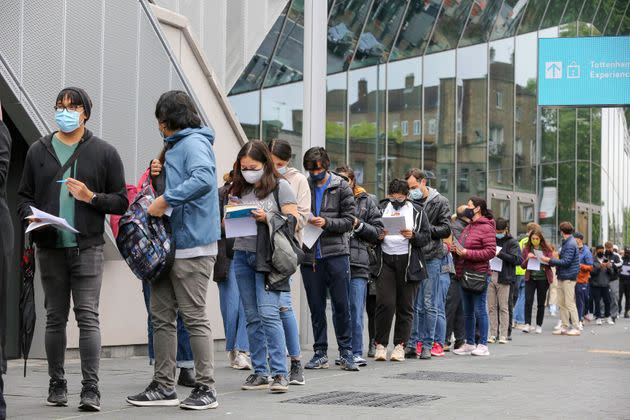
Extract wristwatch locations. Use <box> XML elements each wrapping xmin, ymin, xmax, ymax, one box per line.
<box><xmin>90</xmin><ymin>193</ymin><xmax>97</xmax><ymax>205</ymax></box>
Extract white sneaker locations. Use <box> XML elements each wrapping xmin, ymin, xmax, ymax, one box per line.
<box><xmin>232</xmin><ymin>352</ymin><xmax>252</xmax><ymax>370</ymax></box>
<box><xmin>390</xmin><ymin>344</ymin><xmax>405</xmax><ymax>362</ymax></box>
<box><xmin>535</xmin><ymin>326</ymin><xmax>542</xmax><ymax>334</ymax></box>
<box><xmin>487</xmin><ymin>336</ymin><xmax>496</xmax><ymax>344</ymax></box>
<box><xmin>521</xmin><ymin>324</ymin><xmax>531</xmax><ymax>333</ymax></box>
<box><xmin>606</xmin><ymin>317</ymin><xmax>615</xmax><ymax>325</ymax></box>
<box><xmin>498</xmin><ymin>336</ymin><xmax>508</xmax><ymax>344</ymax></box>
<box><xmin>566</xmin><ymin>328</ymin><xmax>581</xmax><ymax>336</ymax></box>
<box><xmin>585</xmin><ymin>313</ymin><xmax>594</xmax><ymax>322</ymax></box>
<box><xmin>228</xmin><ymin>350</ymin><xmax>238</xmax><ymax>367</ymax></box>
<box><xmin>578</xmin><ymin>322</ymin><xmax>584</xmax><ymax>331</ymax></box>
<box><xmin>471</xmin><ymin>344</ymin><xmax>490</xmax><ymax>356</ymax></box>
<box><xmin>553</xmin><ymin>320</ymin><xmax>562</xmax><ymax>330</ymax></box>
<box><xmin>374</xmin><ymin>344</ymin><xmax>387</xmax><ymax>361</ymax></box>
<box><xmin>596</xmin><ymin>318</ymin><xmax>602</xmax><ymax>325</ymax></box>
<box><xmin>453</xmin><ymin>343</ymin><xmax>476</xmax><ymax>356</ymax></box>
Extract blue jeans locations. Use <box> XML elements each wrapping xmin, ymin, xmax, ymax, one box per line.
<box><xmin>513</xmin><ymin>275</ymin><xmax>525</xmax><ymax>324</ymax></box>
<box><xmin>142</xmin><ymin>281</ymin><xmax>193</xmax><ymax>368</ymax></box>
<box><xmin>233</xmin><ymin>251</ymin><xmax>287</xmax><ymax>376</ymax></box>
<box><xmin>349</xmin><ymin>277</ymin><xmax>368</xmax><ymax>357</ymax></box>
<box><xmin>433</xmin><ymin>268</ymin><xmax>451</xmax><ymax>345</ymax></box>
<box><xmin>217</xmin><ymin>261</ymin><xmax>249</xmax><ymax>352</ymax></box>
<box><xmin>279</xmin><ymin>286</ymin><xmax>301</xmax><ymax>358</ymax></box>
<box><xmin>408</xmin><ymin>257</ymin><xmax>445</xmax><ymax>349</ymax></box>
<box><xmin>575</xmin><ymin>283</ymin><xmax>589</xmax><ymax>321</ymax></box>
<box><xmin>460</xmin><ymin>277</ymin><xmax>490</xmax><ymax>346</ymax></box>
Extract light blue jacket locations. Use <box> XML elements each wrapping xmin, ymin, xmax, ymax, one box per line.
<box><xmin>163</xmin><ymin>127</ymin><xmax>220</xmax><ymax>250</ymax></box>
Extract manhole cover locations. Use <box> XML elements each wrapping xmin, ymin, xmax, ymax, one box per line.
<box><xmin>392</xmin><ymin>370</ymin><xmax>508</xmax><ymax>383</ymax></box>
<box><xmin>282</xmin><ymin>391</ymin><xmax>442</xmax><ymax>408</ymax></box>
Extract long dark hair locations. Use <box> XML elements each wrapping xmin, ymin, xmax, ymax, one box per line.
<box><xmin>469</xmin><ymin>196</ymin><xmax>493</xmax><ymax>219</ymax></box>
<box><xmin>528</xmin><ymin>228</ymin><xmax>552</xmax><ymax>253</ymax></box>
<box><xmin>231</xmin><ymin>140</ymin><xmax>279</xmax><ymax>199</ymax></box>
<box><xmin>268</xmin><ymin>139</ymin><xmax>292</xmax><ymax>161</ymax></box>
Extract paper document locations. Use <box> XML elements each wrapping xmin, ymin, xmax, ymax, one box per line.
<box><xmin>25</xmin><ymin>206</ymin><xmax>79</xmax><ymax>234</ymax></box>
<box><xmin>303</xmin><ymin>223</ymin><xmax>324</xmax><ymax>249</ymax></box>
<box><xmin>533</xmin><ymin>249</ymin><xmax>548</xmax><ymax>265</ymax></box>
<box><xmin>382</xmin><ymin>215</ymin><xmax>407</xmax><ymax>235</ymax></box>
<box><xmin>527</xmin><ymin>257</ymin><xmax>541</xmax><ymax>271</ymax></box>
<box><xmin>164</xmin><ymin>206</ymin><xmax>173</xmax><ymax>217</ymax></box>
<box><xmin>224</xmin><ymin>204</ymin><xmax>258</xmax><ymax>238</ymax></box>
<box><xmin>490</xmin><ymin>247</ymin><xmax>503</xmax><ymax>271</ymax></box>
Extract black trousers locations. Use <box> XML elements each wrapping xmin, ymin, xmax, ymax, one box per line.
<box><xmin>591</xmin><ymin>286</ymin><xmax>611</xmax><ymax>318</ymax></box>
<box><xmin>366</xmin><ymin>290</ymin><xmax>376</xmax><ymax>341</ymax></box>
<box><xmin>525</xmin><ymin>280</ymin><xmax>549</xmax><ymax>327</ymax></box>
<box><xmin>445</xmin><ymin>274</ymin><xmax>464</xmax><ymax>342</ymax></box>
<box><xmin>619</xmin><ymin>279</ymin><xmax>630</xmax><ymax>315</ymax></box>
<box><xmin>507</xmin><ymin>282</ymin><xmax>516</xmax><ymax>336</ymax></box>
<box><xmin>0</xmin><ymin>373</ymin><xmax>5</xmax><ymax>420</ymax></box>
<box><xmin>375</xmin><ymin>253</ymin><xmax>419</xmax><ymax>346</ymax></box>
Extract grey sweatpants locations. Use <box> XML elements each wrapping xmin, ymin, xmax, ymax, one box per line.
<box><xmin>151</xmin><ymin>256</ymin><xmax>216</xmax><ymax>389</ymax></box>
<box><xmin>38</xmin><ymin>246</ymin><xmax>104</xmax><ymax>386</ymax></box>
<box><xmin>609</xmin><ymin>279</ymin><xmax>620</xmax><ymax>318</ymax></box>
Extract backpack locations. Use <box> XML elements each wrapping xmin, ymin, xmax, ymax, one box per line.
<box><xmin>115</xmin><ymin>175</ymin><xmax>175</xmax><ymax>284</ymax></box>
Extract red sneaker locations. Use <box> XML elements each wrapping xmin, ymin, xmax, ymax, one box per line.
<box><xmin>415</xmin><ymin>341</ymin><xmax>422</xmax><ymax>354</ymax></box>
<box><xmin>431</xmin><ymin>343</ymin><xmax>445</xmax><ymax>357</ymax></box>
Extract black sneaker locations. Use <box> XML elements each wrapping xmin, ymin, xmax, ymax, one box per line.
<box><xmin>269</xmin><ymin>375</ymin><xmax>289</xmax><ymax>393</ymax></box>
<box><xmin>180</xmin><ymin>384</ymin><xmax>218</xmax><ymax>410</ymax></box>
<box><xmin>126</xmin><ymin>380</ymin><xmax>180</xmax><ymax>406</ymax></box>
<box><xmin>78</xmin><ymin>384</ymin><xmax>101</xmax><ymax>412</ymax></box>
<box><xmin>289</xmin><ymin>360</ymin><xmax>305</xmax><ymax>385</ymax></box>
<box><xmin>404</xmin><ymin>346</ymin><xmax>417</xmax><ymax>358</ymax></box>
<box><xmin>305</xmin><ymin>351</ymin><xmax>329</xmax><ymax>369</ymax></box>
<box><xmin>177</xmin><ymin>368</ymin><xmax>196</xmax><ymax>388</ymax></box>
<box><xmin>367</xmin><ymin>339</ymin><xmax>376</xmax><ymax>358</ymax></box>
<box><xmin>241</xmin><ymin>374</ymin><xmax>270</xmax><ymax>390</ymax></box>
<box><xmin>339</xmin><ymin>352</ymin><xmax>359</xmax><ymax>372</ymax></box>
<box><xmin>46</xmin><ymin>378</ymin><xmax>68</xmax><ymax>407</ymax></box>
<box><xmin>419</xmin><ymin>346</ymin><xmax>432</xmax><ymax>360</ymax></box>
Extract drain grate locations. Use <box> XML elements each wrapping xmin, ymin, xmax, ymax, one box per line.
<box><xmin>392</xmin><ymin>370</ymin><xmax>508</xmax><ymax>383</ymax></box>
<box><xmin>282</xmin><ymin>391</ymin><xmax>442</xmax><ymax>408</ymax></box>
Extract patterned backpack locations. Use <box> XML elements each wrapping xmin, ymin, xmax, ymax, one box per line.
<box><xmin>116</xmin><ymin>175</ymin><xmax>175</xmax><ymax>284</ymax></box>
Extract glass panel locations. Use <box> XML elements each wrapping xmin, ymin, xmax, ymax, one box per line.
<box><xmin>541</xmin><ymin>108</ymin><xmax>557</xmax><ymax>163</ymax></box>
<box><xmin>515</xmin><ymin>34</ymin><xmax>537</xmax><ymax>193</ymax></box>
<box><xmin>489</xmin><ymin>0</ymin><xmax>528</xmax><ymax>41</ymax></box>
<box><xmin>426</xmin><ymin>0</ymin><xmax>474</xmax><ymax>54</ymax></box>
<box><xmin>561</xmin><ymin>0</ymin><xmax>585</xmax><ymax>25</ymax></box>
<box><xmin>517</xmin><ymin>0</ymin><xmax>549</xmax><ymax>34</ymax></box>
<box><xmin>619</xmin><ymin>6</ymin><xmax>630</xmax><ymax>35</ymax></box>
<box><xmin>604</xmin><ymin>0</ymin><xmax>628</xmax><ymax>35</ymax></box>
<box><xmin>327</xmin><ymin>0</ymin><xmax>374</xmax><ymax>74</ymax></box>
<box><xmin>539</xmin><ymin>163</ymin><xmax>558</xmax><ymax>244</ymax></box>
<box><xmin>540</xmin><ymin>0</ymin><xmax>568</xmax><ymax>29</ymax></box>
<box><xmin>261</xmin><ymin>82</ymin><xmax>304</xmax><ymax>163</ymax></box>
<box><xmin>591</xmin><ymin>108</ymin><xmax>602</xmax><ymax>205</ymax></box>
<box><xmin>576</xmin><ymin>108</ymin><xmax>590</xmax><ymax>161</ymax></box>
<box><xmin>348</xmin><ymin>66</ymin><xmax>386</xmax><ymax>197</ymax></box>
<box><xmin>518</xmin><ymin>201</ymin><xmax>536</xmax><ymax>236</ymax></box>
<box><xmin>263</xmin><ymin>0</ymin><xmax>304</xmax><ymax>87</ymax></box>
<box><xmin>229</xmin><ymin>5</ymin><xmax>288</xmax><ymax>94</ymax></box>
<box><xmin>326</xmin><ymin>72</ymin><xmax>348</xmax><ymax>168</ymax></box>
<box><xmin>389</xmin><ymin>0</ymin><xmax>442</xmax><ymax>61</ymax></box>
<box><xmin>558</xmin><ymin>109</ymin><xmax>576</xmax><ymax>226</ymax></box>
<box><xmin>459</xmin><ymin>0</ymin><xmax>504</xmax><ymax>47</ymax></box>
<box><xmin>423</xmin><ymin>50</ymin><xmax>456</xmax><ymax>206</ymax></box>
<box><xmin>228</xmin><ymin>91</ymin><xmax>261</xmax><ymax>139</ymax></box>
<box><xmin>350</xmin><ymin>0</ymin><xmax>409</xmax><ymax>69</ymax></box>
<box><xmin>577</xmin><ymin>0</ymin><xmax>601</xmax><ymax>34</ymax></box>
<box><xmin>491</xmin><ymin>197</ymin><xmax>511</xmax><ymax>220</ymax></box>
<box><xmin>577</xmin><ymin>162</ymin><xmax>591</xmax><ymax>203</ymax></box>
<box><xmin>386</xmin><ymin>56</ymin><xmax>422</xmax><ymax>189</ymax></box>
<box><xmin>558</xmin><ymin>109</ymin><xmax>576</xmax><ymax>162</ymax></box>
<box><xmin>457</xmin><ymin>44</ymin><xmax>487</xmax><ymax>201</ymax></box>
<box><xmin>577</xmin><ymin>208</ymin><xmax>589</xmax><ymax>243</ymax></box>
<box><xmin>591</xmin><ymin>0</ymin><xmax>615</xmax><ymax>35</ymax></box>
<box><xmin>592</xmin><ymin>212</ymin><xmax>601</xmax><ymax>245</ymax></box>
<box><xmin>488</xmin><ymin>38</ymin><xmax>514</xmax><ymax>190</ymax></box>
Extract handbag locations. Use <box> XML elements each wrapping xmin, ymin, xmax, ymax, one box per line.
<box><xmin>461</xmin><ymin>269</ymin><xmax>487</xmax><ymax>294</ymax></box>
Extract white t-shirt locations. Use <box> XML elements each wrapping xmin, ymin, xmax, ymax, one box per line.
<box><xmin>381</xmin><ymin>201</ymin><xmax>414</xmax><ymax>256</ymax></box>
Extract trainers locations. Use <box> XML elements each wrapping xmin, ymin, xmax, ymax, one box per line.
<box><xmin>430</xmin><ymin>343</ymin><xmax>445</xmax><ymax>357</ymax></box>
<box><xmin>241</xmin><ymin>374</ymin><xmax>270</xmax><ymax>390</ymax></box>
<box><xmin>596</xmin><ymin>318</ymin><xmax>603</xmax><ymax>325</ymax></box>
<box><xmin>374</xmin><ymin>344</ymin><xmax>387</xmax><ymax>361</ymax></box>
<box><xmin>305</xmin><ymin>351</ymin><xmax>329</xmax><ymax>369</ymax></box>
<box><xmin>339</xmin><ymin>351</ymin><xmax>360</xmax><ymax>371</ymax></box>
<box><xmin>521</xmin><ymin>324</ymin><xmax>531</xmax><ymax>333</ymax></box>
<box><xmin>552</xmin><ymin>328</ymin><xmax>567</xmax><ymax>335</ymax></box>
<box><xmin>177</xmin><ymin>367</ymin><xmax>196</xmax><ymax>387</ymax></box>
<box><xmin>354</xmin><ymin>355</ymin><xmax>368</xmax><ymax>367</ymax></box>
<box><xmin>390</xmin><ymin>344</ymin><xmax>405</xmax><ymax>361</ymax></box>
<box><xmin>585</xmin><ymin>313</ymin><xmax>594</xmax><ymax>321</ymax></box>
<box><xmin>566</xmin><ymin>328</ymin><xmax>581</xmax><ymax>336</ymax></box>
<box><xmin>180</xmin><ymin>384</ymin><xmax>218</xmax><ymax>410</ymax></box>
<box><xmin>367</xmin><ymin>339</ymin><xmax>376</xmax><ymax>358</ymax></box>
<box><xmin>535</xmin><ymin>326</ymin><xmax>542</xmax><ymax>334</ymax></box>
<box><xmin>232</xmin><ymin>352</ymin><xmax>252</xmax><ymax>370</ymax></box>
<box><xmin>289</xmin><ymin>360</ymin><xmax>305</xmax><ymax>385</ymax></box>
<box><xmin>443</xmin><ymin>342</ymin><xmax>451</xmax><ymax>352</ymax></box>
<box><xmin>472</xmin><ymin>344</ymin><xmax>490</xmax><ymax>356</ymax></box>
<box><xmin>498</xmin><ymin>336</ymin><xmax>508</xmax><ymax>344</ymax></box>
<box><xmin>415</xmin><ymin>341</ymin><xmax>423</xmax><ymax>355</ymax></box>
<box><xmin>78</xmin><ymin>384</ymin><xmax>101</xmax><ymax>412</ymax></box>
<box><xmin>269</xmin><ymin>375</ymin><xmax>289</xmax><ymax>393</ymax></box>
<box><xmin>554</xmin><ymin>320</ymin><xmax>562</xmax><ymax>330</ymax></box>
<box><xmin>419</xmin><ymin>345</ymin><xmax>432</xmax><ymax>360</ymax></box>
<box><xmin>606</xmin><ymin>317</ymin><xmax>615</xmax><ymax>325</ymax></box>
<box><xmin>228</xmin><ymin>349</ymin><xmax>238</xmax><ymax>367</ymax></box>
<box><xmin>404</xmin><ymin>346</ymin><xmax>417</xmax><ymax>358</ymax></box>
<box><xmin>46</xmin><ymin>378</ymin><xmax>68</xmax><ymax>407</ymax></box>
<box><xmin>127</xmin><ymin>381</ymin><xmax>179</xmax><ymax>407</ymax></box>
<box><xmin>453</xmin><ymin>343</ymin><xmax>476</xmax><ymax>355</ymax></box>
<box><xmin>487</xmin><ymin>336</ymin><xmax>496</xmax><ymax>344</ymax></box>
<box><xmin>578</xmin><ymin>322</ymin><xmax>584</xmax><ymax>331</ymax></box>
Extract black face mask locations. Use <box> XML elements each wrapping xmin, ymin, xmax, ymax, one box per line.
<box><xmin>597</xmin><ymin>252</ymin><xmax>604</xmax><ymax>258</ymax></box>
<box><xmin>390</xmin><ymin>198</ymin><xmax>406</xmax><ymax>210</ymax></box>
<box><xmin>605</xmin><ymin>250</ymin><xmax>613</xmax><ymax>256</ymax></box>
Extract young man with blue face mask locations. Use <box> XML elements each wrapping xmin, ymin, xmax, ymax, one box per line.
<box><xmin>17</xmin><ymin>88</ymin><xmax>128</xmax><ymax>412</ymax></box>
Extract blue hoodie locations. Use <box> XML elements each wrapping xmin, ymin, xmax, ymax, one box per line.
<box><xmin>163</xmin><ymin>127</ymin><xmax>220</xmax><ymax>250</ymax></box>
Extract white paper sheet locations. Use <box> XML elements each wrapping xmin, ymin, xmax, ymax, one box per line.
<box><xmin>25</xmin><ymin>206</ymin><xmax>79</xmax><ymax>234</ymax></box>
<box><xmin>533</xmin><ymin>249</ymin><xmax>548</xmax><ymax>265</ymax></box>
<box><xmin>382</xmin><ymin>215</ymin><xmax>407</xmax><ymax>235</ymax></box>
<box><xmin>224</xmin><ymin>216</ymin><xmax>257</xmax><ymax>238</ymax></box>
<box><xmin>527</xmin><ymin>257</ymin><xmax>541</xmax><ymax>271</ymax></box>
<box><xmin>303</xmin><ymin>223</ymin><xmax>324</xmax><ymax>249</ymax></box>
<box><xmin>490</xmin><ymin>257</ymin><xmax>503</xmax><ymax>272</ymax></box>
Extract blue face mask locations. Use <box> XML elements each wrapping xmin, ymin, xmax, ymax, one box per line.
<box><xmin>55</xmin><ymin>109</ymin><xmax>82</xmax><ymax>133</ymax></box>
<box><xmin>496</xmin><ymin>233</ymin><xmax>505</xmax><ymax>239</ymax></box>
<box><xmin>277</xmin><ymin>165</ymin><xmax>288</xmax><ymax>175</ymax></box>
<box><xmin>409</xmin><ymin>188</ymin><xmax>422</xmax><ymax>201</ymax></box>
<box><xmin>310</xmin><ymin>170</ymin><xmax>326</xmax><ymax>182</ymax></box>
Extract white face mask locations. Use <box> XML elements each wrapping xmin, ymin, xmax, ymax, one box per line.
<box><xmin>242</xmin><ymin>169</ymin><xmax>264</xmax><ymax>184</ymax></box>
<box><xmin>277</xmin><ymin>165</ymin><xmax>288</xmax><ymax>175</ymax></box>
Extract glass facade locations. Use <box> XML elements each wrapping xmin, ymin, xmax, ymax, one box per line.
<box><xmin>229</xmin><ymin>0</ymin><xmax>630</xmax><ymax>245</ymax></box>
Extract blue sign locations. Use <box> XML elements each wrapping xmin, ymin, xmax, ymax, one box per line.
<box><xmin>538</xmin><ymin>36</ymin><xmax>630</xmax><ymax>106</ymax></box>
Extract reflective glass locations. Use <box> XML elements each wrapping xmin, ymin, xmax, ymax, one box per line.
<box><xmin>514</xmin><ymin>34</ymin><xmax>537</xmax><ymax>193</ymax></box>
<box><xmin>540</xmin><ymin>0</ymin><xmax>567</xmax><ymax>29</ymax></box>
<box><xmin>350</xmin><ymin>0</ymin><xmax>409</xmax><ymax>69</ymax></box>
<box><xmin>604</xmin><ymin>0</ymin><xmax>628</xmax><ymax>34</ymax></box>
<box><xmin>348</xmin><ymin>66</ymin><xmax>386</xmax><ymax>197</ymax></box>
<box><xmin>389</xmin><ymin>0</ymin><xmax>441</xmax><ymax>61</ymax></box>
<box><xmin>261</xmin><ymin>82</ymin><xmax>304</xmax><ymax>163</ymax></box>
<box><xmin>228</xmin><ymin>91</ymin><xmax>261</xmax><ymax>140</ymax></box>
<box><xmin>577</xmin><ymin>0</ymin><xmax>601</xmax><ymax>34</ymax></box>
<box><xmin>541</xmin><ymin>108</ymin><xmax>557</xmax><ymax>164</ymax></box>
<box><xmin>592</xmin><ymin>212</ymin><xmax>602</xmax><ymax>245</ymax></box>
<box><xmin>576</xmin><ymin>109</ymin><xmax>591</xmax><ymax>203</ymax></box>
<box><xmin>264</xmin><ymin>0</ymin><xmax>304</xmax><ymax>87</ymax></box>
<box><xmin>591</xmin><ymin>108</ymin><xmax>601</xmax><ymax>205</ymax></box>
<box><xmin>489</xmin><ymin>0</ymin><xmax>528</xmax><ymax>41</ymax></box>
<box><xmin>386</xmin><ymin>57</ymin><xmax>422</xmax><ymax>186</ymax></box>
<box><xmin>426</xmin><ymin>0</ymin><xmax>473</xmax><ymax>53</ymax></box>
<box><xmin>619</xmin><ymin>6</ymin><xmax>630</xmax><ymax>35</ymax></box>
<box><xmin>539</xmin><ymin>109</ymin><xmax>558</xmax><ymax>242</ymax></box>
<box><xmin>591</xmin><ymin>0</ymin><xmax>614</xmax><ymax>34</ymax></box>
<box><xmin>488</xmin><ymin>38</ymin><xmax>514</xmax><ymax>191</ymax></box>
<box><xmin>327</xmin><ymin>0</ymin><xmax>374</xmax><ymax>74</ymax></box>
<box><xmin>459</xmin><ymin>0</ymin><xmax>504</xmax><ymax>47</ymax></box>
<box><xmin>558</xmin><ymin>109</ymin><xmax>576</xmax><ymax>225</ymax></box>
<box><xmin>456</xmin><ymin>44</ymin><xmax>487</xmax><ymax>201</ymax></box>
<box><xmin>423</xmin><ymin>51</ymin><xmax>456</xmax><ymax>205</ymax></box>
<box><xmin>561</xmin><ymin>0</ymin><xmax>585</xmax><ymax>25</ymax></box>
<box><xmin>326</xmin><ymin>72</ymin><xmax>348</xmax><ymax>168</ymax></box>
<box><xmin>517</xmin><ymin>0</ymin><xmax>549</xmax><ymax>34</ymax></box>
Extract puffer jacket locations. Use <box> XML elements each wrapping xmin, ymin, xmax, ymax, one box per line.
<box><xmin>413</xmin><ymin>187</ymin><xmax>451</xmax><ymax>260</ymax></box>
<box><xmin>349</xmin><ymin>189</ymin><xmax>383</xmax><ymax>279</ymax></box>
<box><xmin>455</xmin><ymin>216</ymin><xmax>496</xmax><ymax>278</ymax></box>
<box><xmin>549</xmin><ymin>236</ymin><xmax>580</xmax><ymax>280</ymax></box>
<box><xmin>591</xmin><ymin>257</ymin><xmax>614</xmax><ymax>288</ymax></box>
<box><xmin>302</xmin><ymin>172</ymin><xmax>355</xmax><ymax>264</ymax></box>
<box><xmin>495</xmin><ymin>234</ymin><xmax>520</xmax><ymax>284</ymax></box>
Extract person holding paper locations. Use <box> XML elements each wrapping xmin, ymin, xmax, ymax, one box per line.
<box><xmin>590</xmin><ymin>245</ymin><xmax>616</xmax><ymax>326</ymax></box>
<box><xmin>17</xmin><ymin>88</ymin><xmax>128</xmax><ymax>412</ymax></box>
<box><xmin>487</xmin><ymin>218</ymin><xmax>520</xmax><ymax>345</ymax></box>
<box><xmin>373</xmin><ymin>179</ymin><xmax>430</xmax><ymax>362</ymax></box>
<box><xmin>574</xmin><ymin>233</ymin><xmax>593</xmax><ymax>328</ymax></box>
<box><xmin>520</xmin><ymin>229</ymin><xmax>554</xmax><ymax>334</ymax></box>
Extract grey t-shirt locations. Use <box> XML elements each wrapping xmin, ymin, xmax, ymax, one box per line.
<box><xmin>233</xmin><ymin>179</ymin><xmax>297</xmax><ymax>252</ymax></box>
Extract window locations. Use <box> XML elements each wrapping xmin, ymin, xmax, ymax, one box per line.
<box><xmin>496</xmin><ymin>91</ymin><xmax>503</xmax><ymax>109</ymax></box>
<box><xmin>515</xmin><ymin>106</ymin><xmax>522</xmax><ymax>122</ymax></box>
<box><xmin>439</xmin><ymin>168</ymin><xmax>449</xmax><ymax>192</ymax></box>
<box><xmin>392</xmin><ymin>120</ymin><xmax>399</xmax><ymax>131</ymax></box>
<box><xmin>413</xmin><ymin>120</ymin><xmax>421</xmax><ymax>135</ymax></box>
<box><xmin>401</xmin><ymin>121</ymin><xmax>409</xmax><ymax>136</ymax></box>
<box><xmin>428</xmin><ymin>118</ymin><xmax>437</xmax><ymax>135</ymax></box>
<box><xmin>458</xmin><ymin>167</ymin><xmax>469</xmax><ymax>192</ymax></box>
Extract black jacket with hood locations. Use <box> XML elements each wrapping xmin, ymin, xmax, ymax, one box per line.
<box><xmin>349</xmin><ymin>190</ymin><xmax>384</xmax><ymax>279</ymax></box>
<box><xmin>0</xmin><ymin>121</ymin><xmax>12</xmax><ymax>374</ymax></box>
<box><xmin>494</xmin><ymin>234</ymin><xmax>521</xmax><ymax>284</ymax></box>
<box><xmin>17</xmin><ymin>129</ymin><xmax>128</xmax><ymax>249</ymax></box>
<box><xmin>412</xmin><ymin>187</ymin><xmax>451</xmax><ymax>260</ymax></box>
